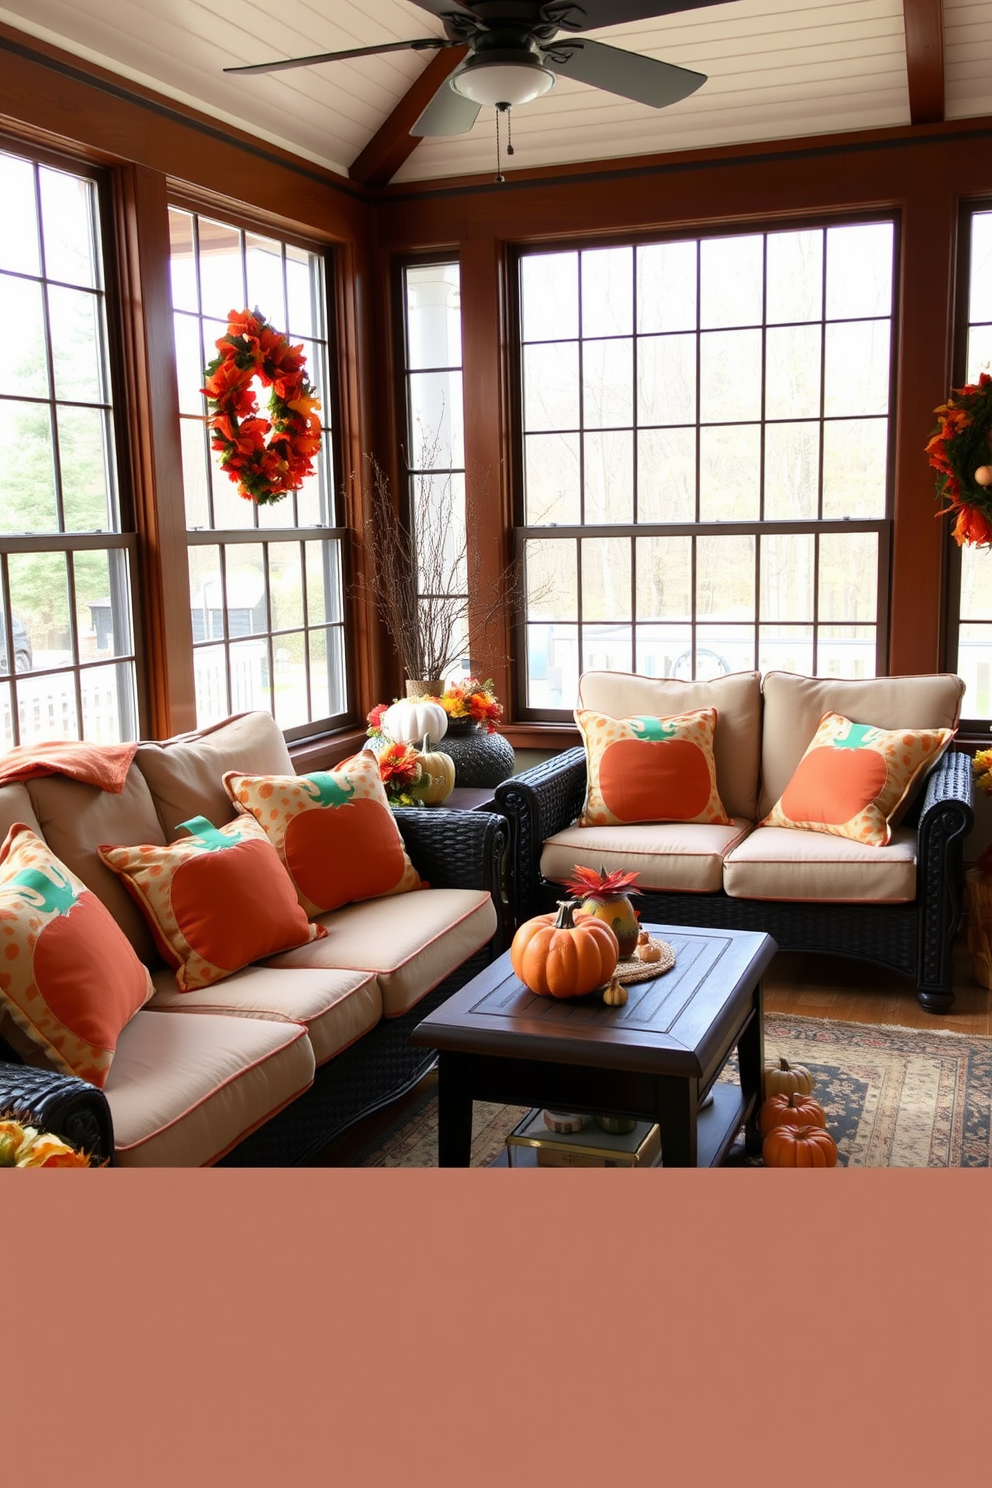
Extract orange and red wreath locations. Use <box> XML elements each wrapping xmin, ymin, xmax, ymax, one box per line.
<box><xmin>202</xmin><ymin>307</ymin><xmax>322</xmax><ymax>506</ymax></box>
<box><xmin>926</xmin><ymin>372</ymin><xmax>992</xmax><ymax>547</ymax></box>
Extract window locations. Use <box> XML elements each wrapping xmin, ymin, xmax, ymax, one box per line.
<box><xmin>169</xmin><ymin>207</ymin><xmax>345</xmax><ymax>738</ymax></box>
<box><xmin>517</xmin><ymin>223</ymin><xmax>895</xmax><ymax>714</ymax></box>
<box><xmin>950</xmin><ymin>206</ymin><xmax>992</xmax><ymax>721</ymax></box>
<box><xmin>0</xmin><ymin>145</ymin><xmax>138</xmax><ymax>747</ymax></box>
<box><xmin>399</xmin><ymin>260</ymin><xmax>468</xmax><ymax>682</ymax></box>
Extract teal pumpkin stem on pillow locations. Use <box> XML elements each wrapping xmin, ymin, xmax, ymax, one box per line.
<box><xmin>9</xmin><ymin>865</ymin><xmax>77</xmax><ymax>916</ymax></box>
<box><xmin>835</xmin><ymin>722</ymin><xmax>879</xmax><ymax>751</ymax></box>
<box><xmin>299</xmin><ymin>771</ymin><xmax>356</xmax><ymax>807</ymax></box>
<box><xmin>177</xmin><ymin>816</ymin><xmax>239</xmax><ymax>851</ymax></box>
<box><xmin>629</xmin><ymin>716</ymin><xmax>679</xmax><ymax>742</ymax></box>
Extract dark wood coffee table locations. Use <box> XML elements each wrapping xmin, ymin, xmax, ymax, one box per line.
<box><xmin>410</xmin><ymin>924</ymin><xmax>775</xmax><ymax>1167</ymax></box>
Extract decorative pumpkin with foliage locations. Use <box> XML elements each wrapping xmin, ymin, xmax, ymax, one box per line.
<box><xmin>763</xmin><ymin>1056</ymin><xmax>816</xmax><ymax>1100</ymax></box>
<box><xmin>565</xmin><ymin>865</ymin><xmax>640</xmax><ymax>959</ymax></box>
<box><xmin>762</xmin><ymin>1124</ymin><xmax>838</xmax><ymax>1168</ymax></box>
<box><xmin>759</xmin><ymin>1091</ymin><xmax>827</xmax><ymax>1137</ymax></box>
<box><xmin>510</xmin><ymin>899</ymin><xmax>619</xmax><ymax>999</ymax></box>
<box><xmin>381</xmin><ymin>699</ymin><xmax>448</xmax><ymax>746</ymax></box>
<box><xmin>412</xmin><ymin>737</ymin><xmax>456</xmax><ymax>805</ymax></box>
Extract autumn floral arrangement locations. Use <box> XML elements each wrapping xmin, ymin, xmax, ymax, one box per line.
<box><xmin>0</xmin><ymin>1115</ymin><xmax>97</xmax><ymax>1167</ymax></box>
<box><xmin>202</xmin><ymin>307</ymin><xmax>322</xmax><ymax>506</ymax></box>
<box><xmin>926</xmin><ymin>372</ymin><xmax>992</xmax><ymax>547</ymax></box>
<box><xmin>374</xmin><ymin>740</ymin><xmax>427</xmax><ymax>808</ymax></box>
<box><xmin>439</xmin><ymin>678</ymin><xmax>503</xmax><ymax>733</ymax></box>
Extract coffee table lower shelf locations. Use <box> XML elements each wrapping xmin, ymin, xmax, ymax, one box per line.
<box><xmin>488</xmin><ymin>1082</ymin><xmax>751</xmax><ymax>1168</ymax></box>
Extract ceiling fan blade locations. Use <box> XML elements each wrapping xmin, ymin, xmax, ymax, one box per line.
<box><xmin>410</xmin><ymin>73</ymin><xmax>483</xmax><ymax>135</ymax></box>
<box><xmin>543</xmin><ymin>36</ymin><xmax>705</xmax><ymax>107</ymax></box>
<box><xmin>224</xmin><ymin>38</ymin><xmax>449</xmax><ymax>77</ymax></box>
<box><xmin>546</xmin><ymin>0</ymin><xmax>732</xmax><ymax>29</ymax></box>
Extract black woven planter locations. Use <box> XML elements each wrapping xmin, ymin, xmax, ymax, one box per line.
<box><xmin>439</xmin><ymin>721</ymin><xmax>515</xmax><ymax>787</ymax></box>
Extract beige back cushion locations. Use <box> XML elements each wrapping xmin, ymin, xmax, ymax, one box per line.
<box><xmin>25</xmin><ymin>770</ymin><xmax>166</xmax><ymax>965</ymax></box>
<box><xmin>758</xmin><ymin>671</ymin><xmax>965</xmax><ymax>819</ymax></box>
<box><xmin>0</xmin><ymin>783</ymin><xmax>43</xmax><ymax>842</ymax></box>
<box><xmin>578</xmin><ymin>670</ymin><xmax>763</xmax><ymax>821</ymax></box>
<box><xmin>136</xmin><ymin>710</ymin><xmax>294</xmax><ymax>841</ymax></box>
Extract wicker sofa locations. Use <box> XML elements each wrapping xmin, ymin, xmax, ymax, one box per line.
<box><xmin>0</xmin><ymin>711</ymin><xmax>506</xmax><ymax>1166</ymax></box>
<box><xmin>495</xmin><ymin>670</ymin><xmax>973</xmax><ymax>1014</ymax></box>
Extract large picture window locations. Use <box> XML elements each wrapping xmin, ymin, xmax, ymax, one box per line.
<box><xmin>950</xmin><ymin>206</ymin><xmax>992</xmax><ymax>721</ymax></box>
<box><xmin>0</xmin><ymin>145</ymin><xmax>138</xmax><ymax>747</ymax></box>
<box><xmin>169</xmin><ymin>207</ymin><xmax>346</xmax><ymax>737</ymax></box>
<box><xmin>517</xmin><ymin>223</ymin><xmax>895</xmax><ymax>714</ymax></box>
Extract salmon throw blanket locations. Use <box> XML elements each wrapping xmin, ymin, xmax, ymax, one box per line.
<box><xmin>0</xmin><ymin>741</ymin><xmax>138</xmax><ymax>794</ymax></box>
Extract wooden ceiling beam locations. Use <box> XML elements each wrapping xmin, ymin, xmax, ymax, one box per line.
<box><xmin>903</xmin><ymin>0</ymin><xmax>945</xmax><ymax>125</ymax></box>
<box><xmin>349</xmin><ymin>46</ymin><xmax>468</xmax><ymax>189</ymax></box>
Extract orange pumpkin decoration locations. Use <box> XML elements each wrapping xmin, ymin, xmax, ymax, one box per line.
<box><xmin>759</xmin><ymin>1090</ymin><xmax>827</xmax><ymax>1137</ymax></box>
<box><xmin>762</xmin><ymin>1124</ymin><xmax>838</xmax><ymax>1168</ymax></box>
<box><xmin>510</xmin><ymin>899</ymin><xmax>619</xmax><ymax>999</ymax></box>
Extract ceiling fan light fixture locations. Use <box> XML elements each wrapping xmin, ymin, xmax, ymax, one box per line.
<box><xmin>451</xmin><ymin>58</ymin><xmax>556</xmax><ymax>108</ymax></box>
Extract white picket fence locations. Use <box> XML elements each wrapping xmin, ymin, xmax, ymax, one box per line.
<box><xmin>3</xmin><ymin>673</ymin><xmax>126</xmax><ymax>747</ymax></box>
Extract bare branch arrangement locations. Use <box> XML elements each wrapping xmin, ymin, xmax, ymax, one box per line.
<box><xmin>357</xmin><ymin>453</ymin><xmax>521</xmax><ymax>685</ymax></box>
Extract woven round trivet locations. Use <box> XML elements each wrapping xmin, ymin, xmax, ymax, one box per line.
<box><xmin>613</xmin><ymin>937</ymin><xmax>676</xmax><ymax>984</ymax></box>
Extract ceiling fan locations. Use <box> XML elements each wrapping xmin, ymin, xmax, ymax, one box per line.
<box><xmin>225</xmin><ymin>1</ymin><xmax>734</xmax><ymax>137</ymax></box>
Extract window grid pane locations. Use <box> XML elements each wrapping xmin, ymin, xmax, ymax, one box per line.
<box><xmin>955</xmin><ymin>207</ymin><xmax>992</xmax><ymax>719</ymax></box>
<box><xmin>169</xmin><ymin>206</ymin><xmax>344</xmax><ymax>736</ymax></box>
<box><xmin>0</xmin><ymin>147</ymin><xmax>137</xmax><ymax>745</ymax></box>
<box><xmin>402</xmin><ymin>262</ymin><xmax>468</xmax><ymax>685</ymax></box>
<box><xmin>519</xmin><ymin>223</ymin><xmax>894</xmax><ymax>714</ymax></box>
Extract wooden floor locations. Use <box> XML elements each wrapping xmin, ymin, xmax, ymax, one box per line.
<box><xmin>764</xmin><ymin>938</ymin><xmax>992</xmax><ymax>1035</ymax></box>
<box><xmin>312</xmin><ymin>938</ymin><xmax>992</xmax><ymax>1165</ymax></box>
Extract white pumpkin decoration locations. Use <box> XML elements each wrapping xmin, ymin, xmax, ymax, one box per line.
<box><xmin>381</xmin><ymin>699</ymin><xmax>448</xmax><ymax>745</ymax></box>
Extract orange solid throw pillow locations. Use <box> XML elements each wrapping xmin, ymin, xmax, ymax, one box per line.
<box><xmin>0</xmin><ymin>823</ymin><xmax>154</xmax><ymax>1087</ymax></box>
<box><xmin>224</xmin><ymin>750</ymin><xmax>423</xmax><ymax>918</ymax></box>
<box><xmin>575</xmin><ymin>708</ymin><xmax>731</xmax><ymax>828</ymax></box>
<box><xmin>98</xmin><ymin>814</ymin><xmax>322</xmax><ymax>991</ymax></box>
<box><xmin>762</xmin><ymin>711</ymin><xmax>955</xmax><ymax>846</ymax></box>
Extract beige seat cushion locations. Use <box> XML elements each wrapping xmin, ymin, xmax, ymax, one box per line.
<box><xmin>541</xmin><ymin>820</ymin><xmax>754</xmax><ymax>895</ymax></box>
<box><xmin>148</xmin><ymin>963</ymin><xmax>382</xmax><ymax>1066</ymax></box>
<box><xmin>578</xmin><ymin>670</ymin><xmax>762</xmax><ymax>821</ymax></box>
<box><xmin>25</xmin><ymin>770</ymin><xmax>166</xmax><ymax>966</ymax></box>
<box><xmin>136</xmin><ymin>710</ymin><xmax>295</xmax><ymax>841</ymax></box>
<box><xmin>723</xmin><ymin>824</ymin><xmax>917</xmax><ymax>904</ymax></box>
<box><xmin>265</xmin><ymin>888</ymin><xmax>498</xmax><ymax>1018</ymax></box>
<box><xmin>106</xmin><ymin>1009</ymin><xmax>314</xmax><ymax>1167</ymax></box>
<box><xmin>758</xmin><ymin>671</ymin><xmax>965</xmax><ymax>819</ymax></box>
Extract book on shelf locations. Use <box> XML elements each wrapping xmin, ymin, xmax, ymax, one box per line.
<box><xmin>505</xmin><ymin>1108</ymin><xmax>661</xmax><ymax>1168</ymax></box>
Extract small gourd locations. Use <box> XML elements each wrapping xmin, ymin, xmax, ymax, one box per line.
<box><xmin>510</xmin><ymin>900</ymin><xmax>619</xmax><ymax>1000</ymax></box>
<box><xmin>762</xmin><ymin>1056</ymin><xmax>816</xmax><ymax>1100</ymax></box>
<box><xmin>381</xmin><ymin>699</ymin><xmax>448</xmax><ymax>746</ymax></box>
<box><xmin>636</xmin><ymin>940</ymin><xmax>662</xmax><ymax>964</ymax></box>
<box><xmin>758</xmin><ymin>1090</ymin><xmax>827</xmax><ymax>1137</ymax></box>
<box><xmin>602</xmin><ymin>974</ymin><xmax>628</xmax><ymax>1007</ymax></box>
<box><xmin>412</xmin><ymin>737</ymin><xmax>456</xmax><ymax>804</ymax></box>
<box><xmin>762</xmin><ymin>1124</ymin><xmax>838</xmax><ymax>1168</ymax></box>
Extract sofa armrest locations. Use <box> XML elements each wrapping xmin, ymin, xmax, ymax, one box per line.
<box><xmin>392</xmin><ymin>807</ymin><xmax>508</xmax><ymax>902</ymax></box>
<box><xmin>0</xmin><ymin>1062</ymin><xmax>114</xmax><ymax>1164</ymax></box>
<box><xmin>494</xmin><ymin>747</ymin><xmax>588</xmax><ymax>923</ymax></box>
<box><xmin>915</xmin><ymin>749</ymin><xmax>974</xmax><ymax>997</ymax></box>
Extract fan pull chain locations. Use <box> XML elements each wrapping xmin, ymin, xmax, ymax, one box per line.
<box><xmin>506</xmin><ymin>105</ymin><xmax>515</xmax><ymax>157</ymax></box>
<box><xmin>495</xmin><ymin>104</ymin><xmax>506</xmax><ymax>183</ymax></box>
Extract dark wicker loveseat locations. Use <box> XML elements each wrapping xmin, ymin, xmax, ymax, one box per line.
<box><xmin>0</xmin><ymin>805</ymin><xmax>508</xmax><ymax>1167</ymax></box>
<box><xmin>495</xmin><ymin>707</ymin><xmax>974</xmax><ymax>1016</ymax></box>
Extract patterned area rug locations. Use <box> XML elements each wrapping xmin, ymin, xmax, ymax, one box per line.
<box><xmin>355</xmin><ymin>1014</ymin><xmax>992</xmax><ymax>1168</ymax></box>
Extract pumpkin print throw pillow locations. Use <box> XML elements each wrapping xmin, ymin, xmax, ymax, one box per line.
<box><xmin>98</xmin><ymin>815</ymin><xmax>322</xmax><ymax>991</ymax></box>
<box><xmin>0</xmin><ymin>823</ymin><xmax>154</xmax><ymax>1087</ymax></box>
<box><xmin>762</xmin><ymin>711</ymin><xmax>955</xmax><ymax>846</ymax></box>
<box><xmin>576</xmin><ymin>708</ymin><xmax>731</xmax><ymax>828</ymax></box>
<box><xmin>224</xmin><ymin>750</ymin><xmax>423</xmax><ymax>918</ymax></box>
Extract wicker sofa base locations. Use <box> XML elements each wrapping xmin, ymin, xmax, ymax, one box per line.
<box><xmin>217</xmin><ymin>947</ymin><xmax>492</xmax><ymax>1166</ymax></box>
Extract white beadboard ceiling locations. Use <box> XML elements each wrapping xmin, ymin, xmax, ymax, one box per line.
<box><xmin>0</xmin><ymin>1</ymin><xmax>988</xmax><ymax>184</ymax></box>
